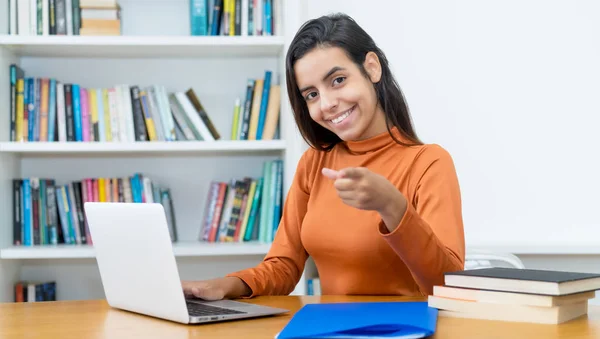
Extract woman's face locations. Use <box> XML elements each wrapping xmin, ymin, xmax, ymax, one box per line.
<box><xmin>294</xmin><ymin>46</ymin><xmax>387</xmax><ymax>141</ymax></box>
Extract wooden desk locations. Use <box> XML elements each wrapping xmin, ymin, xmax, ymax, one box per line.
<box><xmin>0</xmin><ymin>296</ymin><xmax>598</xmax><ymax>338</ymax></box>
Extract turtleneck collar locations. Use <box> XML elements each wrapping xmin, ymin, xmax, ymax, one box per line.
<box><xmin>341</xmin><ymin>127</ymin><xmax>413</xmax><ymax>154</ymax></box>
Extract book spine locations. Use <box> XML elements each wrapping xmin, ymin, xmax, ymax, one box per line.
<box><xmin>34</xmin><ymin>78</ymin><xmax>41</xmax><ymax>141</ymax></box>
<box><xmin>13</xmin><ymin>179</ymin><xmax>22</xmax><ymax>245</ymax></box>
<box><xmin>72</xmin><ymin>0</ymin><xmax>80</xmax><ymax>35</ymax></box>
<box><xmin>64</xmin><ymin>84</ymin><xmax>74</xmax><ymax>141</ymax></box>
<box><xmin>47</xmin><ymin>79</ymin><xmax>57</xmax><ymax>142</ymax></box>
<box><xmin>256</xmin><ymin>70</ymin><xmax>271</xmax><ymax>139</ymax></box>
<box><xmin>56</xmin><ymin>82</ymin><xmax>66</xmax><ymax>142</ymax></box>
<box><xmin>15</xmin><ymin>77</ymin><xmax>25</xmax><ymax>142</ymax></box>
<box><xmin>30</xmin><ymin>178</ymin><xmax>40</xmax><ymax>245</ymax></box>
<box><xmin>130</xmin><ymin>86</ymin><xmax>148</xmax><ymax>141</ymax></box>
<box><xmin>39</xmin><ymin>179</ymin><xmax>46</xmax><ymax>245</ymax></box>
<box><xmin>80</xmin><ymin>88</ymin><xmax>89</xmax><ymax>141</ymax></box>
<box><xmin>49</xmin><ymin>0</ymin><xmax>56</xmax><ymax>34</ymax></box>
<box><xmin>72</xmin><ymin>84</ymin><xmax>82</xmax><ymax>141</ymax></box>
<box><xmin>9</xmin><ymin>65</ymin><xmax>16</xmax><ymax>142</ymax></box>
<box><xmin>244</xmin><ymin>177</ymin><xmax>262</xmax><ymax>241</ymax></box>
<box><xmin>22</xmin><ymin>179</ymin><xmax>32</xmax><ymax>246</ymax></box>
<box><xmin>39</xmin><ymin>78</ymin><xmax>49</xmax><ymax>141</ymax></box>
<box><xmin>46</xmin><ymin>181</ymin><xmax>58</xmax><ymax>245</ymax></box>
<box><xmin>27</xmin><ymin>78</ymin><xmax>35</xmax><ymax>141</ymax></box>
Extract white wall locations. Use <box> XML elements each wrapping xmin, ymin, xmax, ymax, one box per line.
<box><xmin>304</xmin><ymin>0</ymin><xmax>600</xmax><ymax>248</ymax></box>
<box><xmin>302</xmin><ymin>1</ymin><xmax>600</xmax><ymax>303</ymax></box>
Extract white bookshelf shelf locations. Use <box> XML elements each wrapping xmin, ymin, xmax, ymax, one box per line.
<box><xmin>0</xmin><ymin>242</ymin><xmax>272</xmax><ymax>259</ymax></box>
<box><xmin>0</xmin><ymin>140</ymin><xmax>286</xmax><ymax>156</ymax></box>
<box><xmin>0</xmin><ymin>35</ymin><xmax>286</xmax><ymax>58</ymax></box>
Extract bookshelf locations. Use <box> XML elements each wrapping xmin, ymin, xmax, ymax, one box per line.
<box><xmin>0</xmin><ymin>0</ymin><xmax>310</xmax><ymax>302</ymax></box>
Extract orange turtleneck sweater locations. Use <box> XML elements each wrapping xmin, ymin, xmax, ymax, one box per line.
<box><xmin>226</xmin><ymin>129</ymin><xmax>465</xmax><ymax>297</ymax></box>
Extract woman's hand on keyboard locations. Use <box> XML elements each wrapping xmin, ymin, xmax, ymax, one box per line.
<box><xmin>182</xmin><ymin>277</ymin><xmax>251</xmax><ymax>300</ymax></box>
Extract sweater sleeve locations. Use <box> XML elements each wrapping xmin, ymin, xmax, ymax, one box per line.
<box><xmin>225</xmin><ymin>151</ymin><xmax>313</xmax><ymax>297</ymax></box>
<box><xmin>378</xmin><ymin>145</ymin><xmax>465</xmax><ymax>296</ymax></box>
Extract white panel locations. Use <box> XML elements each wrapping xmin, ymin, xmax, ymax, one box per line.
<box><xmin>118</xmin><ymin>0</ymin><xmax>189</xmax><ymax>36</ymax></box>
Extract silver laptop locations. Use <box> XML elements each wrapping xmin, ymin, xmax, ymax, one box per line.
<box><xmin>83</xmin><ymin>202</ymin><xmax>288</xmax><ymax>324</ymax></box>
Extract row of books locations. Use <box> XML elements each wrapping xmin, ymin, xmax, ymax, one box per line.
<box><xmin>230</xmin><ymin>70</ymin><xmax>280</xmax><ymax>140</ymax></box>
<box><xmin>191</xmin><ymin>0</ymin><xmax>282</xmax><ymax>36</ymax></box>
<box><xmin>14</xmin><ymin>281</ymin><xmax>56</xmax><ymax>302</ymax></box>
<box><xmin>12</xmin><ymin>173</ymin><xmax>176</xmax><ymax>246</ymax></box>
<box><xmin>428</xmin><ymin>267</ymin><xmax>600</xmax><ymax>324</ymax></box>
<box><xmin>7</xmin><ymin>0</ymin><xmax>120</xmax><ymax>36</ymax></box>
<box><xmin>8</xmin><ymin>64</ymin><xmax>222</xmax><ymax>143</ymax></box>
<box><xmin>200</xmin><ymin>159</ymin><xmax>282</xmax><ymax>243</ymax></box>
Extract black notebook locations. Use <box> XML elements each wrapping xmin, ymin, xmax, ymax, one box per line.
<box><xmin>444</xmin><ymin>268</ymin><xmax>600</xmax><ymax>296</ymax></box>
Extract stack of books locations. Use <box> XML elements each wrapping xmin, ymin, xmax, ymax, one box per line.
<box><xmin>428</xmin><ymin>267</ymin><xmax>600</xmax><ymax>324</ymax></box>
<box><xmin>79</xmin><ymin>0</ymin><xmax>121</xmax><ymax>36</ymax></box>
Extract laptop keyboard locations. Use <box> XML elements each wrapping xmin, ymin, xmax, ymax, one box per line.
<box><xmin>186</xmin><ymin>301</ymin><xmax>247</xmax><ymax>317</ymax></box>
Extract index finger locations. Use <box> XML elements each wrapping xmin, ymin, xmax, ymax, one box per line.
<box><xmin>339</xmin><ymin>167</ymin><xmax>365</xmax><ymax>179</ymax></box>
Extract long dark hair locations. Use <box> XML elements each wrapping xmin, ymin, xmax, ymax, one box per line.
<box><xmin>285</xmin><ymin>13</ymin><xmax>422</xmax><ymax>151</ymax></box>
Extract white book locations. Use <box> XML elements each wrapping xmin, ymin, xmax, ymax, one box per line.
<box><xmin>65</xmin><ymin>0</ymin><xmax>73</xmax><ymax>35</ymax></box>
<box><xmin>42</xmin><ymin>0</ymin><xmax>49</xmax><ymax>35</ymax></box>
<box><xmin>56</xmin><ymin>83</ymin><xmax>67</xmax><ymax>142</ymax></box>
<box><xmin>255</xmin><ymin>0</ymin><xmax>263</xmax><ymax>35</ymax></box>
<box><xmin>161</xmin><ymin>86</ymin><xmax>177</xmax><ymax>141</ymax></box>
<box><xmin>17</xmin><ymin>0</ymin><xmax>30</xmax><ymax>36</ymax></box>
<box><xmin>142</xmin><ymin>177</ymin><xmax>154</xmax><ymax>203</ymax></box>
<box><xmin>241</xmin><ymin>0</ymin><xmax>248</xmax><ymax>36</ymax></box>
<box><xmin>147</xmin><ymin>87</ymin><xmax>165</xmax><ymax>141</ymax></box>
<box><xmin>115</xmin><ymin>86</ymin><xmax>128</xmax><ymax>142</ymax></box>
<box><xmin>168</xmin><ymin>94</ymin><xmax>199</xmax><ymax>141</ymax></box>
<box><xmin>174</xmin><ymin>92</ymin><xmax>214</xmax><ymax>141</ymax></box>
<box><xmin>273</xmin><ymin>0</ymin><xmax>282</xmax><ymax>36</ymax></box>
<box><xmin>9</xmin><ymin>0</ymin><xmax>17</xmax><ymax>35</ymax></box>
<box><xmin>118</xmin><ymin>85</ymin><xmax>136</xmax><ymax>142</ymax></box>
<box><xmin>29</xmin><ymin>0</ymin><xmax>36</xmax><ymax>35</ymax></box>
<box><xmin>154</xmin><ymin>85</ymin><xmax>175</xmax><ymax>141</ymax></box>
<box><xmin>107</xmin><ymin>88</ymin><xmax>120</xmax><ymax>142</ymax></box>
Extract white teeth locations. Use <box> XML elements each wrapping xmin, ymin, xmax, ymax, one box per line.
<box><xmin>331</xmin><ymin>107</ymin><xmax>353</xmax><ymax>124</ymax></box>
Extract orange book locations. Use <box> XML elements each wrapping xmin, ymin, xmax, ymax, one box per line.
<box><xmin>15</xmin><ymin>79</ymin><xmax>24</xmax><ymax>142</ymax></box>
<box><xmin>39</xmin><ymin>78</ymin><xmax>49</xmax><ymax>142</ymax></box>
<box><xmin>261</xmin><ymin>85</ymin><xmax>281</xmax><ymax>140</ymax></box>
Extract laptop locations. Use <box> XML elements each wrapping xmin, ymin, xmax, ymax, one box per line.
<box><xmin>83</xmin><ymin>202</ymin><xmax>288</xmax><ymax>324</ymax></box>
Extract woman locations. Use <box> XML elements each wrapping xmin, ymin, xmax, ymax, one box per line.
<box><xmin>182</xmin><ymin>13</ymin><xmax>465</xmax><ymax>300</ymax></box>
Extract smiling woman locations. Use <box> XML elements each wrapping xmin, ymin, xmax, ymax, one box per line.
<box><xmin>286</xmin><ymin>16</ymin><xmax>420</xmax><ymax>149</ymax></box>
<box><xmin>181</xmin><ymin>13</ymin><xmax>466</xmax><ymax>301</ymax></box>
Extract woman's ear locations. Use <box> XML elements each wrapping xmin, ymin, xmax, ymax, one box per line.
<box><xmin>363</xmin><ymin>51</ymin><xmax>382</xmax><ymax>83</ymax></box>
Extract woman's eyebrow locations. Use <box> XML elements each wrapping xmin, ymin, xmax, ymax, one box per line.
<box><xmin>299</xmin><ymin>66</ymin><xmax>346</xmax><ymax>92</ymax></box>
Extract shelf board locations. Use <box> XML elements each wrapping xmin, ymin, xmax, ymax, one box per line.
<box><xmin>0</xmin><ymin>242</ymin><xmax>272</xmax><ymax>259</ymax></box>
<box><xmin>0</xmin><ymin>140</ymin><xmax>286</xmax><ymax>156</ymax></box>
<box><xmin>0</xmin><ymin>35</ymin><xmax>285</xmax><ymax>58</ymax></box>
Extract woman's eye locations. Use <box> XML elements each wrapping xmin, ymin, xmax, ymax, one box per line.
<box><xmin>305</xmin><ymin>92</ymin><xmax>317</xmax><ymax>100</ymax></box>
<box><xmin>333</xmin><ymin>76</ymin><xmax>346</xmax><ymax>85</ymax></box>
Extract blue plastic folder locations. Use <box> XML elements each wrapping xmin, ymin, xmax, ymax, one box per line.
<box><xmin>275</xmin><ymin>301</ymin><xmax>438</xmax><ymax>339</ymax></box>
